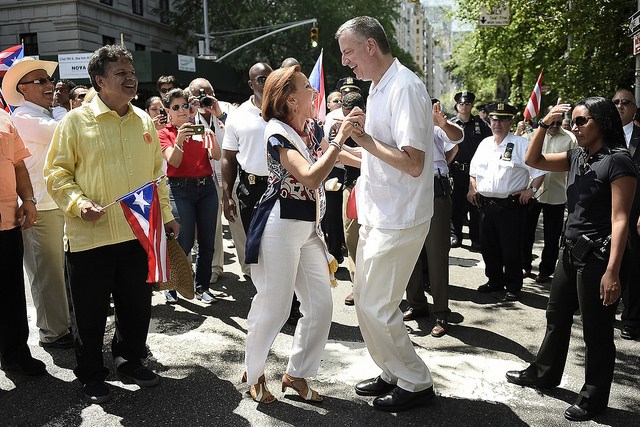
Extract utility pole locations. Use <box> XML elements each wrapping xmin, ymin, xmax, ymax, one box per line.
<box><xmin>203</xmin><ymin>0</ymin><xmax>211</xmax><ymax>56</ymax></box>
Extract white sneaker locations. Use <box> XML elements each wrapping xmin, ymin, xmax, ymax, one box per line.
<box><xmin>196</xmin><ymin>290</ymin><xmax>217</xmax><ymax>304</ymax></box>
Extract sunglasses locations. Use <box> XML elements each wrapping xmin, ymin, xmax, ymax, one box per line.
<box><xmin>77</xmin><ymin>93</ymin><xmax>86</xmax><ymax>100</ymax></box>
<box><xmin>255</xmin><ymin>75</ymin><xmax>267</xmax><ymax>85</ymax></box>
<box><xmin>612</xmin><ymin>98</ymin><xmax>634</xmax><ymax>106</ymax></box>
<box><xmin>18</xmin><ymin>76</ymin><xmax>54</xmax><ymax>85</ymax></box>
<box><xmin>570</xmin><ymin>116</ymin><xmax>593</xmax><ymax>128</ymax></box>
<box><xmin>159</xmin><ymin>87</ymin><xmax>172</xmax><ymax>94</ymax></box>
<box><xmin>331</xmin><ymin>99</ymin><xmax>342</xmax><ymax>104</ymax></box>
<box><xmin>170</xmin><ymin>103</ymin><xmax>190</xmax><ymax>111</ymax></box>
<box><xmin>549</xmin><ymin>121</ymin><xmax>562</xmax><ymax>127</ymax></box>
<box><xmin>457</xmin><ymin>102</ymin><xmax>471</xmax><ymax>106</ymax></box>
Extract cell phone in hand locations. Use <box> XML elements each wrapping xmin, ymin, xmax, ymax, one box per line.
<box><xmin>187</xmin><ymin>124</ymin><xmax>205</xmax><ymax>135</ymax></box>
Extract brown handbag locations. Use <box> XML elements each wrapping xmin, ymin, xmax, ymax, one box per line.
<box><xmin>153</xmin><ymin>237</ymin><xmax>194</xmax><ymax>299</ymax></box>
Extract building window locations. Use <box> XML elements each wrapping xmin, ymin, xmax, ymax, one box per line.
<box><xmin>159</xmin><ymin>0</ymin><xmax>170</xmax><ymax>23</ymax></box>
<box><xmin>132</xmin><ymin>0</ymin><xmax>143</xmax><ymax>15</ymax></box>
<box><xmin>19</xmin><ymin>33</ymin><xmax>38</xmax><ymax>56</ymax></box>
<box><xmin>135</xmin><ymin>43</ymin><xmax>145</xmax><ymax>51</ymax></box>
<box><xmin>102</xmin><ymin>35</ymin><xmax>116</xmax><ymax>46</ymax></box>
<box><xmin>100</xmin><ymin>0</ymin><xmax>113</xmax><ymax>5</ymax></box>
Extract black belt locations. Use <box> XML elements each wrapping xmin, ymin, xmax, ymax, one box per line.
<box><xmin>239</xmin><ymin>169</ymin><xmax>268</xmax><ymax>185</ymax></box>
<box><xmin>452</xmin><ymin>161</ymin><xmax>470</xmax><ymax>172</ymax></box>
<box><xmin>477</xmin><ymin>194</ymin><xmax>522</xmax><ymax>209</ymax></box>
<box><xmin>168</xmin><ymin>175</ymin><xmax>213</xmax><ymax>186</ymax></box>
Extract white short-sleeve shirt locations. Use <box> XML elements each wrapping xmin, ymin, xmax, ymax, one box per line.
<box><xmin>222</xmin><ymin>97</ymin><xmax>269</xmax><ymax>176</ymax></box>
<box><xmin>470</xmin><ymin>132</ymin><xmax>545</xmax><ymax>198</ymax></box>
<box><xmin>434</xmin><ymin>125</ymin><xmax>463</xmax><ymax>176</ymax></box>
<box><xmin>358</xmin><ymin>59</ymin><xmax>434</xmax><ymax>229</ymax></box>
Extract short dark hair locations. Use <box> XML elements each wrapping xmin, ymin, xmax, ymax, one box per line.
<box><xmin>69</xmin><ymin>85</ymin><xmax>88</xmax><ymax>100</ymax></box>
<box><xmin>56</xmin><ymin>79</ymin><xmax>76</xmax><ymax>91</ymax></box>
<box><xmin>262</xmin><ymin>65</ymin><xmax>300</xmax><ymax>122</ymax></box>
<box><xmin>335</xmin><ymin>16</ymin><xmax>390</xmax><ymax>55</ymax></box>
<box><xmin>161</xmin><ymin>88</ymin><xmax>189</xmax><ymax>108</ymax></box>
<box><xmin>576</xmin><ymin>96</ymin><xmax>626</xmax><ymax>151</ymax></box>
<box><xmin>157</xmin><ymin>75</ymin><xmax>178</xmax><ymax>91</ymax></box>
<box><xmin>341</xmin><ymin>91</ymin><xmax>365</xmax><ymax>111</ymax></box>
<box><xmin>88</xmin><ymin>45</ymin><xmax>133</xmax><ymax>92</ymax></box>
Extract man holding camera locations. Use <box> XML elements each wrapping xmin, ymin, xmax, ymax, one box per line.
<box><xmin>467</xmin><ymin>103</ymin><xmax>545</xmax><ymax>302</ymax></box>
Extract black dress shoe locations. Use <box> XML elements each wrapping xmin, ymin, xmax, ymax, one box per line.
<box><xmin>505</xmin><ymin>370</ymin><xmax>552</xmax><ymax>388</ymax></box>
<box><xmin>355</xmin><ymin>375</ymin><xmax>396</xmax><ymax>396</ymax></box>
<box><xmin>402</xmin><ymin>307</ymin><xmax>429</xmax><ymax>321</ymax></box>
<box><xmin>373</xmin><ymin>386</ymin><xmax>436</xmax><ymax>412</ymax></box>
<box><xmin>39</xmin><ymin>333</ymin><xmax>74</xmax><ymax>349</ymax></box>
<box><xmin>470</xmin><ymin>241</ymin><xmax>481</xmax><ymax>252</ymax></box>
<box><xmin>0</xmin><ymin>356</ymin><xmax>46</xmax><ymax>376</ymax></box>
<box><xmin>621</xmin><ymin>325</ymin><xmax>639</xmax><ymax>340</ymax></box>
<box><xmin>450</xmin><ymin>235</ymin><xmax>462</xmax><ymax>248</ymax></box>
<box><xmin>504</xmin><ymin>292</ymin><xmax>520</xmax><ymax>302</ymax></box>
<box><xmin>564</xmin><ymin>404</ymin><xmax>600</xmax><ymax>421</ymax></box>
<box><xmin>477</xmin><ymin>283</ymin><xmax>503</xmax><ymax>293</ymax></box>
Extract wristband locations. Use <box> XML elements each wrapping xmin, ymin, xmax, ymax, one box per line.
<box><xmin>23</xmin><ymin>196</ymin><xmax>37</xmax><ymax>205</ymax></box>
<box><xmin>538</xmin><ymin>120</ymin><xmax>550</xmax><ymax>129</ymax></box>
<box><xmin>216</xmin><ymin>112</ymin><xmax>227</xmax><ymax>121</ymax></box>
<box><xmin>328</xmin><ymin>141</ymin><xmax>342</xmax><ymax>151</ymax></box>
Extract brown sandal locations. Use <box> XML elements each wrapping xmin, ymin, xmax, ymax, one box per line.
<box><xmin>241</xmin><ymin>372</ymin><xmax>277</xmax><ymax>404</ymax></box>
<box><xmin>281</xmin><ymin>373</ymin><xmax>323</xmax><ymax>402</ymax></box>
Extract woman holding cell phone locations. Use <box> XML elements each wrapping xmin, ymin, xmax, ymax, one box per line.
<box><xmin>158</xmin><ymin>88</ymin><xmax>221</xmax><ymax>304</ymax></box>
<box><xmin>506</xmin><ymin>97</ymin><xmax>636</xmax><ymax>422</ymax></box>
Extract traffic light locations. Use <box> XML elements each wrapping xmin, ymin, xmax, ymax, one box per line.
<box><xmin>310</xmin><ymin>27</ymin><xmax>318</xmax><ymax>48</ymax></box>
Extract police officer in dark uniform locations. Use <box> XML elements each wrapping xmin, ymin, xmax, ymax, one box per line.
<box><xmin>450</xmin><ymin>91</ymin><xmax>492</xmax><ymax>249</ymax></box>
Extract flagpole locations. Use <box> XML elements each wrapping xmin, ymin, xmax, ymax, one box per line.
<box><xmin>101</xmin><ymin>175</ymin><xmax>165</xmax><ymax>210</ymax></box>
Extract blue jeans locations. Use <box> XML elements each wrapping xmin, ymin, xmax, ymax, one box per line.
<box><xmin>168</xmin><ymin>176</ymin><xmax>217</xmax><ymax>292</ymax></box>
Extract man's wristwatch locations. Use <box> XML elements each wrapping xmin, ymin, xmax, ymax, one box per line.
<box><xmin>23</xmin><ymin>196</ymin><xmax>37</xmax><ymax>205</ymax></box>
<box><xmin>537</xmin><ymin>120</ymin><xmax>550</xmax><ymax>129</ymax></box>
<box><xmin>529</xmin><ymin>186</ymin><xmax>538</xmax><ymax>194</ymax></box>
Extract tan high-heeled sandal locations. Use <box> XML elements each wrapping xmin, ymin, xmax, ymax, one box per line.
<box><xmin>281</xmin><ymin>373</ymin><xmax>323</xmax><ymax>402</ymax></box>
<box><xmin>241</xmin><ymin>372</ymin><xmax>277</xmax><ymax>404</ymax></box>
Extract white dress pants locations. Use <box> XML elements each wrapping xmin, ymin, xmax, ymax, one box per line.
<box><xmin>245</xmin><ymin>201</ymin><xmax>333</xmax><ymax>385</ymax></box>
<box><xmin>354</xmin><ymin>220</ymin><xmax>433</xmax><ymax>392</ymax></box>
<box><xmin>212</xmin><ymin>180</ymin><xmax>250</xmax><ymax>279</ymax></box>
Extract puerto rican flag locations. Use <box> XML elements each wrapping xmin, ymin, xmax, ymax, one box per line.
<box><xmin>119</xmin><ymin>181</ymin><xmax>169</xmax><ymax>283</ymax></box>
<box><xmin>309</xmin><ymin>49</ymin><xmax>326</xmax><ymax>122</ymax></box>
<box><xmin>523</xmin><ymin>69</ymin><xmax>544</xmax><ymax>121</ymax></box>
<box><xmin>0</xmin><ymin>44</ymin><xmax>24</xmax><ymax>77</ymax></box>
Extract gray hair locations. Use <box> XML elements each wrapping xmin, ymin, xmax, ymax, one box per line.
<box><xmin>335</xmin><ymin>16</ymin><xmax>390</xmax><ymax>55</ymax></box>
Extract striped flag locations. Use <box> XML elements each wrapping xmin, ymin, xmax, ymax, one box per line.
<box><xmin>309</xmin><ymin>49</ymin><xmax>326</xmax><ymax>122</ymax></box>
<box><xmin>119</xmin><ymin>181</ymin><xmax>169</xmax><ymax>283</ymax></box>
<box><xmin>523</xmin><ymin>69</ymin><xmax>544</xmax><ymax>121</ymax></box>
<box><xmin>203</xmin><ymin>131</ymin><xmax>215</xmax><ymax>150</ymax></box>
<box><xmin>0</xmin><ymin>44</ymin><xmax>24</xmax><ymax>77</ymax></box>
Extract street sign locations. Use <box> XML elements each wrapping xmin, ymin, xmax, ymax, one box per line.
<box><xmin>479</xmin><ymin>3</ymin><xmax>510</xmax><ymax>27</ymax></box>
<box><xmin>634</xmin><ymin>34</ymin><xmax>640</xmax><ymax>56</ymax></box>
<box><xmin>630</xmin><ymin>10</ymin><xmax>640</xmax><ymax>36</ymax></box>
<box><xmin>58</xmin><ymin>53</ymin><xmax>92</xmax><ymax>79</ymax></box>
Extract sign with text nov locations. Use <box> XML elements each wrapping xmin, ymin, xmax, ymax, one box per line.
<box><xmin>58</xmin><ymin>53</ymin><xmax>92</xmax><ymax>79</ymax></box>
<box><xmin>479</xmin><ymin>3</ymin><xmax>510</xmax><ymax>27</ymax></box>
<box><xmin>178</xmin><ymin>54</ymin><xmax>196</xmax><ymax>72</ymax></box>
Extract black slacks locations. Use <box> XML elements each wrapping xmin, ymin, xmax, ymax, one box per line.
<box><xmin>66</xmin><ymin>240</ymin><xmax>151</xmax><ymax>384</ymax></box>
<box><xmin>321</xmin><ymin>167</ymin><xmax>345</xmax><ymax>261</ymax></box>
<box><xmin>0</xmin><ymin>227</ymin><xmax>32</xmax><ymax>364</ymax></box>
<box><xmin>450</xmin><ymin>168</ymin><xmax>479</xmax><ymax>243</ymax></box>
<box><xmin>621</xmin><ymin>227</ymin><xmax>640</xmax><ymax>328</ymax></box>
<box><xmin>526</xmin><ymin>246</ymin><xmax>619</xmax><ymax>412</ymax></box>
<box><xmin>522</xmin><ymin>202</ymin><xmax>565</xmax><ymax>275</ymax></box>
<box><xmin>479</xmin><ymin>203</ymin><xmax>527</xmax><ymax>292</ymax></box>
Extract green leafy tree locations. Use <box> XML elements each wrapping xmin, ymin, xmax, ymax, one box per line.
<box><xmin>158</xmin><ymin>0</ymin><xmax>420</xmax><ymax>91</ymax></box>
<box><xmin>447</xmin><ymin>0</ymin><xmax>635</xmax><ymax>114</ymax></box>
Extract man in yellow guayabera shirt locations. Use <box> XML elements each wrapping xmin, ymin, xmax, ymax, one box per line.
<box><xmin>44</xmin><ymin>45</ymin><xmax>179</xmax><ymax>405</ymax></box>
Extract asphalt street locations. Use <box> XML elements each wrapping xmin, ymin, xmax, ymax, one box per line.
<box><xmin>1</xmin><ymin>222</ymin><xmax>639</xmax><ymax>426</ymax></box>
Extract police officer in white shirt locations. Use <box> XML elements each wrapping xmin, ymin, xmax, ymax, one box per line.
<box><xmin>467</xmin><ymin>102</ymin><xmax>545</xmax><ymax>301</ymax></box>
<box><xmin>221</xmin><ymin>63</ymin><xmax>272</xmax><ymax>234</ymax></box>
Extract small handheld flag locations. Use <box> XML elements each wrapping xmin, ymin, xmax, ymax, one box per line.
<box><xmin>523</xmin><ymin>70</ymin><xmax>544</xmax><ymax>121</ymax></box>
<box><xmin>309</xmin><ymin>50</ymin><xmax>326</xmax><ymax>122</ymax></box>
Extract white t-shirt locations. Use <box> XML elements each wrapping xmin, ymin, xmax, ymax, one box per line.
<box><xmin>11</xmin><ymin>101</ymin><xmax>60</xmax><ymax>210</ymax></box>
<box><xmin>470</xmin><ymin>132</ymin><xmax>545</xmax><ymax>198</ymax></box>
<box><xmin>222</xmin><ymin>97</ymin><xmax>268</xmax><ymax>176</ymax></box>
<box><xmin>358</xmin><ymin>58</ymin><xmax>434</xmax><ymax>229</ymax></box>
<box><xmin>434</xmin><ymin>126</ymin><xmax>462</xmax><ymax>176</ymax></box>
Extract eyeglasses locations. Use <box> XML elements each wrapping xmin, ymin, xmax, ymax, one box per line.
<box><xmin>331</xmin><ymin>99</ymin><xmax>342</xmax><ymax>104</ymax></box>
<box><xmin>489</xmin><ymin>116</ymin><xmax>511</xmax><ymax>122</ymax></box>
<box><xmin>255</xmin><ymin>75</ymin><xmax>267</xmax><ymax>85</ymax></box>
<box><xmin>18</xmin><ymin>76</ymin><xmax>54</xmax><ymax>85</ymax></box>
<box><xmin>612</xmin><ymin>98</ymin><xmax>634</xmax><ymax>106</ymax></box>
<box><xmin>159</xmin><ymin>87</ymin><xmax>172</xmax><ymax>94</ymax></box>
<box><xmin>570</xmin><ymin>116</ymin><xmax>593</xmax><ymax>128</ymax></box>
<box><xmin>549</xmin><ymin>121</ymin><xmax>562</xmax><ymax>127</ymax></box>
<box><xmin>170</xmin><ymin>103</ymin><xmax>190</xmax><ymax>111</ymax></box>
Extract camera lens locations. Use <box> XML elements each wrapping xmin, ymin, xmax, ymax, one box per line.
<box><xmin>201</xmin><ymin>97</ymin><xmax>213</xmax><ymax>107</ymax></box>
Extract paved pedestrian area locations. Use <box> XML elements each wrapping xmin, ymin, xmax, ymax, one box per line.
<box><xmin>2</xmin><ymin>225</ymin><xmax>639</xmax><ymax>426</ymax></box>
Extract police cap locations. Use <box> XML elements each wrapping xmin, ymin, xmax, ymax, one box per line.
<box><xmin>486</xmin><ymin>102</ymin><xmax>518</xmax><ymax>119</ymax></box>
<box><xmin>454</xmin><ymin>91</ymin><xmax>476</xmax><ymax>104</ymax></box>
